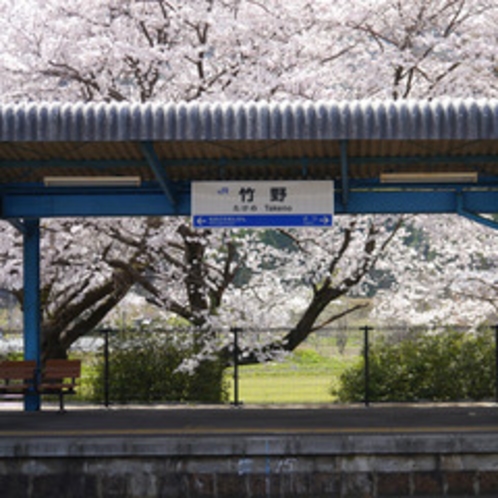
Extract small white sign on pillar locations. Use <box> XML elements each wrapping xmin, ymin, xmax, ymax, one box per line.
<box><xmin>192</xmin><ymin>181</ymin><xmax>334</xmax><ymax>228</ymax></box>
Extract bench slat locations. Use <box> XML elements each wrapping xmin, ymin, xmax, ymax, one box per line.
<box><xmin>0</xmin><ymin>384</ymin><xmax>31</xmax><ymax>392</ymax></box>
<box><xmin>0</xmin><ymin>359</ymin><xmax>81</xmax><ymax>412</ymax></box>
<box><xmin>39</xmin><ymin>359</ymin><xmax>81</xmax><ymax>412</ymax></box>
<box><xmin>0</xmin><ymin>361</ymin><xmax>36</xmax><ymax>396</ymax></box>
<box><xmin>0</xmin><ymin>360</ymin><xmax>36</xmax><ymax>380</ymax></box>
<box><xmin>42</xmin><ymin>359</ymin><xmax>81</xmax><ymax>380</ymax></box>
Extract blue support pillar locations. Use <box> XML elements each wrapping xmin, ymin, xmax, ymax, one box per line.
<box><xmin>23</xmin><ymin>219</ymin><xmax>41</xmax><ymax>411</ymax></box>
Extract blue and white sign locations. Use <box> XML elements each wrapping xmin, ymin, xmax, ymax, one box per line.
<box><xmin>192</xmin><ymin>181</ymin><xmax>334</xmax><ymax>228</ymax></box>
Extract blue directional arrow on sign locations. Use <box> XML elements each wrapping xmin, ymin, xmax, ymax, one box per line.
<box><xmin>192</xmin><ymin>181</ymin><xmax>334</xmax><ymax>229</ymax></box>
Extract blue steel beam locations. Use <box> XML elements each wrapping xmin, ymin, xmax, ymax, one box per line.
<box><xmin>7</xmin><ymin>218</ymin><xmax>26</xmax><ymax>234</ymax></box>
<box><xmin>23</xmin><ymin>218</ymin><xmax>41</xmax><ymax>412</ymax></box>
<box><xmin>2</xmin><ymin>189</ymin><xmax>189</xmax><ymax>218</ymax></box>
<box><xmin>456</xmin><ymin>194</ymin><xmax>498</xmax><ymax>230</ymax></box>
<box><xmin>139</xmin><ymin>142</ymin><xmax>177</xmax><ymax>208</ymax></box>
<box><xmin>2</xmin><ymin>187</ymin><xmax>498</xmax><ymax>217</ymax></box>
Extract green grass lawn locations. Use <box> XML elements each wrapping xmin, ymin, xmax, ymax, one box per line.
<box><xmin>225</xmin><ymin>348</ymin><xmax>361</xmax><ymax>404</ymax></box>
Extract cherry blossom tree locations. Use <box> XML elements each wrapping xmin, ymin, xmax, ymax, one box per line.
<box><xmin>0</xmin><ymin>0</ymin><xmax>496</xmax><ymax>102</ymax></box>
<box><xmin>0</xmin><ymin>0</ymin><xmax>497</xmax><ymax>362</ymax></box>
<box><xmin>101</xmin><ymin>217</ymin><xmax>405</xmax><ymax>365</ymax></box>
<box><xmin>0</xmin><ymin>0</ymin><xmax>323</xmax><ymax>102</ymax></box>
<box><xmin>336</xmin><ymin>0</ymin><xmax>498</xmax><ymax>99</ymax></box>
<box><xmin>0</xmin><ymin>215</ymin><xmax>406</xmax><ymax>362</ymax></box>
<box><xmin>0</xmin><ymin>219</ymin><xmax>159</xmax><ymax>359</ymax></box>
<box><xmin>371</xmin><ymin>215</ymin><xmax>498</xmax><ymax>329</ymax></box>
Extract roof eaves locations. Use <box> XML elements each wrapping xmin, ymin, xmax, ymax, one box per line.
<box><xmin>0</xmin><ymin>99</ymin><xmax>497</xmax><ymax>142</ymax></box>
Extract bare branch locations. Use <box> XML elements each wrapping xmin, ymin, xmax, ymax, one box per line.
<box><xmin>310</xmin><ymin>303</ymin><xmax>369</xmax><ymax>332</ymax></box>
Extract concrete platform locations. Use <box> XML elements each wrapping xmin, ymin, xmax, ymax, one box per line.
<box><xmin>1</xmin><ymin>403</ymin><xmax>497</xmax><ymax>497</ymax></box>
<box><xmin>0</xmin><ymin>402</ymin><xmax>497</xmax><ymax>437</ymax></box>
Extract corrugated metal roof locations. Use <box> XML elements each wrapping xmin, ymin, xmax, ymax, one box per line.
<box><xmin>0</xmin><ymin>100</ymin><xmax>497</xmax><ymax>186</ymax></box>
<box><xmin>1</xmin><ymin>99</ymin><xmax>497</xmax><ymax>142</ymax></box>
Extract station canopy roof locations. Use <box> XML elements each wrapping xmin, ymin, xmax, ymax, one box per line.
<box><xmin>0</xmin><ymin>99</ymin><xmax>497</xmax><ymax>219</ymax></box>
<box><xmin>1</xmin><ymin>99</ymin><xmax>498</xmax><ymax>181</ymax></box>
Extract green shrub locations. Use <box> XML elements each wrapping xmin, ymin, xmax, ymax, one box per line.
<box><xmin>91</xmin><ymin>330</ymin><xmax>229</xmax><ymax>404</ymax></box>
<box><xmin>334</xmin><ymin>328</ymin><xmax>495</xmax><ymax>402</ymax></box>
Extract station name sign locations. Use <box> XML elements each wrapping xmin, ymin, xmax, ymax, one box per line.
<box><xmin>192</xmin><ymin>181</ymin><xmax>334</xmax><ymax>228</ymax></box>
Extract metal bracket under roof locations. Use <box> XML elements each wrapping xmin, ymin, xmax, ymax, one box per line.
<box><xmin>8</xmin><ymin>218</ymin><xmax>26</xmax><ymax>234</ymax></box>
<box><xmin>140</xmin><ymin>141</ymin><xmax>177</xmax><ymax>208</ymax></box>
<box><xmin>457</xmin><ymin>194</ymin><xmax>498</xmax><ymax>231</ymax></box>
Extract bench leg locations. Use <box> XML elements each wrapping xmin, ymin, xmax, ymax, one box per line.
<box><xmin>58</xmin><ymin>392</ymin><xmax>65</xmax><ymax>413</ymax></box>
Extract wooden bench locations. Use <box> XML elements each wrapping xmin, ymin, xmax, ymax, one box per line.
<box><xmin>38</xmin><ymin>359</ymin><xmax>81</xmax><ymax>412</ymax></box>
<box><xmin>0</xmin><ymin>360</ymin><xmax>37</xmax><ymax>400</ymax></box>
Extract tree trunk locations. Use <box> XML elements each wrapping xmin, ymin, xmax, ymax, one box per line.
<box><xmin>41</xmin><ymin>329</ymin><xmax>69</xmax><ymax>361</ymax></box>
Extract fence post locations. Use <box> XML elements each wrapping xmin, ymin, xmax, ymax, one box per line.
<box><xmin>231</xmin><ymin>327</ymin><xmax>241</xmax><ymax>406</ymax></box>
<box><xmin>494</xmin><ymin>325</ymin><xmax>498</xmax><ymax>403</ymax></box>
<box><xmin>102</xmin><ymin>328</ymin><xmax>111</xmax><ymax>408</ymax></box>
<box><xmin>361</xmin><ymin>325</ymin><xmax>373</xmax><ymax>407</ymax></box>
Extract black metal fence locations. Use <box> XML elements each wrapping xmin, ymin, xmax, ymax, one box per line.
<box><xmin>2</xmin><ymin>324</ymin><xmax>497</xmax><ymax>406</ymax></box>
<box><xmin>91</xmin><ymin>324</ymin><xmax>498</xmax><ymax>406</ymax></box>
<box><xmin>95</xmin><ymin>325</ymin><xmax>356</xmax><ymax>406</ymax></box>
